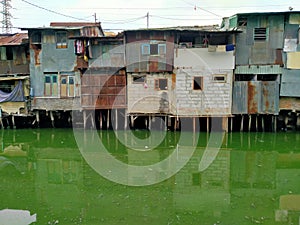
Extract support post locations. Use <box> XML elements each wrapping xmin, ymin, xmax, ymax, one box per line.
<box><xmin>12</xmin><ymin>115</ymin><xmax>16</xmax><ymax>129</ymax></box>
<box><xmin>192</xmin><ymin>117</ymin><xmax>196</xmax><ymax>133</ymax></box>
<box><xmin>240</xmin><ymin>115</ymin><xmax>244</xmax><ymax>132</ymax></box>
<box><xmin>274</xmin><ymin>115</ymin><xmax>277</xmax><ymax>132</ymax></box>
<box><xmin>206</xmin><ymin>117</ymin><xmax>209</xmax><ymax>132</ymax></box>
<box><xmin>222</xmin><ymin>117</ymin><xmax>228</xmax><ymax>132</ymax></box>
<box><xmin>262</xmin><ymin>115</ymin><xmax>265</xmax><ymax>132</ymax></box>
<box><xmin>115</xmin><ymin>109</ymin><xmax>118</xmax><ymax>130</ymax></box>
<box><xmin>124</xmin><ymin>109</ymin><xmax>128</xmax><ymax>130</ymax></box>
<box><xmin>36</xmin><ymin>111</ymin><xmax>40</xmax><ymax>128</ymax></box>
<box><xmin>100</xmin><ymin>111</ymin><xmax>103</xmax><ymax>130</ymax></box>
<box><xmin>0</xmin><ymin>107</ymin><xmax>3</xmax><ymax>129</ymax></box>
<box><xmin>107</xmin><ymin>109</ymin><xmax>110</xmax><ymax>129</ymax></box>
<box><xmin>50</xmin><ymin>111</ymin><xmax>55</xmax><ymax>128</ymax></box>
<box><xmin>256</xmin><ymin>114</ymin><xmax>258</xmax><ymax>132</ymax></box>
<box><xmin>248</xmin><ymin>115</ymin><xmax>252</xmax><ymax>132</ymax></box>
<box><xmin>83</xmin><ymin>110</ymin><xmax>87</xmax><ymax>129</ymax></box>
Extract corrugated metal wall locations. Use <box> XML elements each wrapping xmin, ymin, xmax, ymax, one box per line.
<box><xmin>81</xmin><ymin>69</ymin><xmax>126</xmax><ymax>109</ymax></box>
<box><xmin>232</xmin><ymin>81</ymin><xmax>279</xmax><ymax>114</ymax></box>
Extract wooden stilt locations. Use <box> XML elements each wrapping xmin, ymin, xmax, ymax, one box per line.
<box><xmin>36</xmin><ymin>111</ymin><xmax>40</xmax><ymax>128</ymax></box>
<box><xmin>50</xmin><ymin>111</ymin><xmax>55</xmax><ymax>128</ymax></box>
<box><xmin>274</xmin><ymin>115</ymin><xmax>277</xmax><ymax>132</ymax></box>
<box><xmin>130</xmin><ymin>115</ymin><xmax>134</xmax><ymax>128</ymax></box>
<box><xmin>206</xmin><ymin>117</ymin><xmax>209</xmax><ymax>132</ymax></box>
<box><xmin>262</xmin><ymin>115</ymin><xmax>265</xmax><ymax>132</ymax></box>
<box><xmin>165</xmin><ymin>116</ymin><xmax>167</xmax><ymax>131</ymax></box>
<box><xmin>107</xmin><ymin>109</ymin><xmax>110</xmax><ymax>129</ymax></box>
<box><xmin>83</xmin><ymin>110</ymin><xmax>86</xmax><ymax>129</ymax></box>
<box><xmin>148</xmin><ymin>116</ymin><xmax>151</xmax><ymax>130</ymax></box>
<box><xmin>124</xmin><ymin>109</ymin><xmax>128</xmax><ymax>130</ymax></box>
<box><xmin>12</xmin><ymin>115</ymin><xmax>16</xmax><ymax>129</ymax></box>
<box><xmin>192</xmin><ymin>117</ymin><xmax>195</xmax><ymax>133</ymax></box>
<box><xmin>100</xmin><ymin>111</ymin><xmax>103</xmax><ymax>130</ymax></box>
<box><xmin>248</xmin><ymin>115</ymin><xmax>252</xmax><ymax>132</ymax></box>
<box><xmin>230</xmin><ymin>116</ymin><xmax>233</xmax><ymax>132</ymax></box>
<box><xmin>256</xmin><ymin>115</ymin><xmax>258</xmax><ymax>132</ymax></box>
<box><xmin>91</xmin><ymin>111</ymin><xmax>95</xmax><ymax>129</ymax></box>
<box><xmin>0</xmin><ymin>108</ymin><xmax>3</xmax><ymax>129</ymax></box>
<box><xmin>240</xmin><ymin>115</ymin><xmax>244</xmax><ymax>132</ymax></box>
<box><xmin>271</xmin><ymin>116</ymin><xmax>274</xmax><ymax>132</ymax></box>
<box><xmin>222</xmin><ymin>117</ymin><xmax>228</xmax><ymax>132</ymax></box>
<box><xmin>115</xmin><ymin>109</ymin><xmax>118</xmax><ymax>130</ymax></box>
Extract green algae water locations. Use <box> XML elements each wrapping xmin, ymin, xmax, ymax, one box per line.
<box><xmin>0</xmin><ymin>129</ymin><xmax>300</xmax><ymax>225</ymax></box>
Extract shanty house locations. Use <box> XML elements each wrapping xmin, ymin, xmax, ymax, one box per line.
<box><xmin>22</xmin><ymin>22</ymin><xmax>104</xmax><ymax>127</ymax></box>
<box><xmin>79</xmin><ymin>32</ymin><xmax>126</xmax><ymax>129</ymax></box>
<box><xmin>124</xmin><ymin>29</ymin><xmax>175</xmax><ymax>128</ymax></box>
<box><xmin>0</xmin><ymin>33</ymin><xmax>30</xmax><ymax>128</ymax></box>
<box><xmin>173</xmin><ymin>26</ymin><xmax>236</xmax><ymax>131</ymax></box>
<box><xmin>228</xmin><ymin>11</ymin><xmax>300</xmax><ymax>131</ymax></box>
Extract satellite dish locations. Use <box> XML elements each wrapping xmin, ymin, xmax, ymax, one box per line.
<box><xmin>289</xmin><ymin>6</ymin><xmax>293</xmax><ymax>11</ymax></box>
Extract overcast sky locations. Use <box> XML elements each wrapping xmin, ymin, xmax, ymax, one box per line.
<box><xmin>7</xmin><ymin>0</ymin><xmax>300</xmax><ymax>32</ymax></box>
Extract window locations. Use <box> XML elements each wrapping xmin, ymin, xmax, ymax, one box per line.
<box><xmin>141</xmin><ymin>44</ymin><xmax>150</xmax><ymax>55</ymax></box>
<box><xmin>60</xmin><ymin>75</ymin><xmax>75</xmax><ymax>97</ymax></box>
<box><xmin>254</xmin><ymin>28</ymin><xmax>267</xmax><ymax>41</ymax></box>
<box><xmin>44</xmin><ymin>74</ymin><xmax>58</xmax><ymax>96</ymax></box>
<box><xmin>238</xmin><ymin>17</ymin><xmax>247</xmax><ymax>26</ymax></box>
<box><xmin>213</xmin><ymin>74</ymin><xmax>226</xmax><ymax>83</ymax></box>
<box><xmin>193</xmin><ymin>76</ymin><xmax>203</xmax><ymax>90</ymax></box>
<box><xmin>132</xmin><ymin>76</ymin><xmax>145</xmax><ymax>83</ymax></box>
<box><xmin>31</xmin><ymin>32</ymin><xmax>41</xmax><ymax>44</ymax></box>
<box><xmin>56</xmin><ymin>31</ymin><xmax>68</xmax><ymax>49</ymax></box>
<box><xmin>141</xmin><ymin>43</ymin><xmax>166</xmax><ymax>56</ymax></box>
<box><xmin>150</xmin><ymin>44</ymin><xmax>158</xmax><ymax>55</ymax></box>
<box><xmin>158</xmin><ymin>44</ymin><xmax>166</xmax><ymax>55</ymax></box>
<box><xmin>154</xmin><ymin>78</ymin><xmax>168</xmax><ymax>90</ymax></box>
<box><xmin>6</xmin><ymin>47</ymin><xmax>13</xmax><ymax>60</ymax></box>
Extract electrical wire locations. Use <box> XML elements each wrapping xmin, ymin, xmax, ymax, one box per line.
<box><xmin>20</xmin><ymin>0</ymin><xmax>89</xmax><ymax>21</ymax></box>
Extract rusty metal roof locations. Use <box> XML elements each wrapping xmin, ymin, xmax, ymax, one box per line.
<box><xmin>0</xmin><ymin>33</ymin><xmax>28</xmax><ymax>46</ymax></box>
<box><xmin>50</xmin><ymin>22</ymin><xmax>101</xmax><ymax>27</ymax></box>
<box><xmin>124</xmin><ymin>25</ymin><xmax>240</xmax><ymax>33</ymax></box>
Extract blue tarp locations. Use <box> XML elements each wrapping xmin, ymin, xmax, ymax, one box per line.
<box><xmin>0</xmin><ymin>80</ymin><xmax>24</xmax><ymax>103</ymax></box>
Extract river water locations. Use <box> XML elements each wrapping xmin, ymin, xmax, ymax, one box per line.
<box><xmin>0</xmin><ymin>128</ymin><xmax>300</xmax><ymax>225</ymax></box>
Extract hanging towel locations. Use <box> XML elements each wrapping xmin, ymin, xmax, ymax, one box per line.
<box><xmin>226</xmin><ymin>44</ymin><xmax>235</xmax><ymax>51</ymax></box>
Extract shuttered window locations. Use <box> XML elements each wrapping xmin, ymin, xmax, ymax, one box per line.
<box><xmin>44</xmin><ymin>74</ymin><xmax>58</xmax><ymax>96</ymax></box>
<box><xmin>254</xmin><ymin>28</ymin><xmax>268</xmax><ymax>41</ymax></box>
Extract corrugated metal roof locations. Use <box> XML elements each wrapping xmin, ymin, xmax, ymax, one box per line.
<box><xmin>0</xmin><ymin>75</ymin><xmax>29</xmax><ymax>81</ymax></box>
<box><xmin>124</xmin><ymin>25</ymin><xmax>239</xmax><ymax>33</ymax></box>
<box><xmin>50</xmin><ymin>22</ymin><xmax>101</xmax><ymax>27</ymax></box>
<box><xmin>235</xmin><ymin>65</ymin><xmax>283</xmax><ymax>74</ymax></box>
<box><xmin>0</xmin><ymin>33</ymin><xmax>28</xmax><ymax>46</ymax></box>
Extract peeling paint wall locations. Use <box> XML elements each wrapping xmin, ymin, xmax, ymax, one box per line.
<box><xmin>0</xmin><ymin>45</ymin><xmax>29</xmax><ymax>74</ymax></box>
<box><xmin>28</xmin><ymin>29</ymin><xmax>80</xmax><ymax>111</ymax></box>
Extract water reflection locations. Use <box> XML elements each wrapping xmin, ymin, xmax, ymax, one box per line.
<box><xmin>0</xmin><ymin>129</ymin><xmax>299</xmax><ymax>224</ymax></box>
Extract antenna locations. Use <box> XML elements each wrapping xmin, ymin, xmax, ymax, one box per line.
<box><xmin>93</xmin><ymin>12</ymin><xmax>98</xmax><ymax>23</ymax></box>
<box><xmin>146</xmin><ymin>12</ymin><xmax>149</xmax><ymax>29</ymax></box>
<box><xmin>1</xmin><ymin>0</ymin><xmax>12</xmax><ymax>33</ymax></box>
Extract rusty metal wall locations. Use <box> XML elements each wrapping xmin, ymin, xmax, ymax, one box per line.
<box><xmin>81</xmin><ymin>69</ymin><xmax>126</xmax><ymax>109</ymax></box>
<box><xmin>125</xmin><ymin>31</ymin><xmax>174</xmax><ymax>73</ymax></box>
<box><xmin>235</xmin><ymin>14</ymin><xmax>285</xmax><ymax>65</ymax></box>
<box><xmin>232</xmin><ymin>82</ymin><xmax>248</xmax><ymax>114</ymax></box>
<box><xmin>232</xmin><ymin>81</ymin><xmax>279</xmax><ymax>114</ymax></box>
<box><xmin>261</xmin><ymin>81</ymin><xmax>279</xmax><ymax>114</ymax></box>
